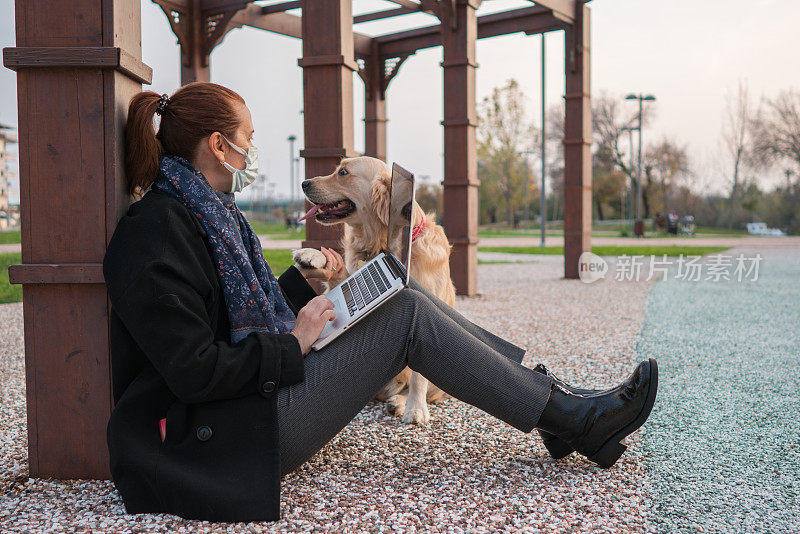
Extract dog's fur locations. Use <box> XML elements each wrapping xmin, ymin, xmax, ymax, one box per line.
<box><xmin>293</xmin><ymin>156</ymin><xmax>456</xmax><ymax>424</ymax></box>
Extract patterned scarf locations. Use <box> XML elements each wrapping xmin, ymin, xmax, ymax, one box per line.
<box><xmin>152</xmin><ymin>154</ymin><xmax>296</xmax><ymax>344</ymax></box>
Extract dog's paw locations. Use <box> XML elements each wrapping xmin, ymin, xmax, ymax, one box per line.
<box><xmin>385</xmin><ymin>394</ymin><xmax>407</xmax><ymax>417</ymax></box>
<box><xmin>292</xmin><ymin>248</ymin><xmax>327</xmax><ymax>269</ymax></box>
<box><xmin>401</xmin><ymin>404</ymin><xmax>430</xmax><ymax>425</ymax></box>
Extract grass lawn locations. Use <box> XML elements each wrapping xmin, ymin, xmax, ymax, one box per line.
<box><xmin>478</xmin><ymin>224</ymin><xmax>748</xmax><ymax>239</ymax></box>
<box><xmin>262</xmin><ymin>249</ymin><xmax>295</xmax><ymax>274</ymax></box>
<box><xmin>0</xmin><ymin>230</ymin><xmax>21</xmax><ymax>244</ymax></box>
<box><xmin>479</xmin><ymin>245</ymin><xmax>731</xmax><ymax>257</ymax></box>
<box><xmin>0</xmin><ymin>253</ymin><xmax>22</xmax><ymax>304</ymax></box>
<box><xmin>247</xmin><ymin>221</ymin><xmax>305</xmax><ymax>240</ymax></box>
<box><xmin>693</xmin><ymin>226</ymin><xmax>747</xmax><ymax>235</ymax></box>
<box><xmin>0</xmin><ymin>250</ymin><xmax>296</xmax><ymax>305</ymax></box>
<box><xmin>478</xmin><ymin>228</ymin><xmax>564</xmax><ymax>238</ymax></box>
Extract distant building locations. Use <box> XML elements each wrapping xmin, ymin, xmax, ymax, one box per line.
<box><xmin>0</xmin><ymin>123</ymin><xmax>18</xmax><ymax>230</ymax></box>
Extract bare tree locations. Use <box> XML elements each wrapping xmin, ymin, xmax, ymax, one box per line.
<box><xmin>643</xmin><ymin>139</ymin><xmax>690</xmax><ymax>218</ymax></box>
<box><xmin>752</xmin><ymin>88</ymin><xmax>800</xmax><ymax>172</ymax></box>
<box><xmin>592</xmin><ymin>93</ymin><xmax>656</xmax><ymax>217</ymax></box>
<box><xmin>720</xmin><ymin>81</ymin><xmax>756</xmax><ymax>228</ymax></box>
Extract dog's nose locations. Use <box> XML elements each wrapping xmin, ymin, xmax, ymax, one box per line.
<box><xmin>301</xmin><ymin>180</ymin><xmax>312</xmax><ymax>191</ymax></box>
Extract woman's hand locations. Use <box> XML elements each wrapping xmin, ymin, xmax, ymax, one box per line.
<box><xmin>289</xmin><ymin>295</ymin><xmax>336</xmax><ymax>355</ymax></box>
<box><xmin>302</xmin><ymin>246</ymin><xmax>346</xmax><ymax>283</ymax></box>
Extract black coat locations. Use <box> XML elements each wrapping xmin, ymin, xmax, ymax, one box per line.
<box><xmin>102</xmin><ymin>188</ymin><xmax>318</xmax><ymax>522</ymax></box>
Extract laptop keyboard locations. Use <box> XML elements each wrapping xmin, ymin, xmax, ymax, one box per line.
<box><xmin>342</xmin><ymin>261</ymin><xmax>392</xmax><ymax>317</ymax></box>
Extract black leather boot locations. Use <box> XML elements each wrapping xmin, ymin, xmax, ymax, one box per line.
<box><xmin>535</xmin><ymin>358</ymin><xmax>658</xmax><ymax>468</ymax></box>
<box><xmin>532</xmin><ymin>364</ymin><xmax>603</xmax><ymax>459</ymax></box>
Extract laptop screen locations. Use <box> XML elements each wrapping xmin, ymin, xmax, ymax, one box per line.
<box><xmin>386</xmin><ymin>163</ymin><xmax>416</xmax><ymax>284</ymax></box>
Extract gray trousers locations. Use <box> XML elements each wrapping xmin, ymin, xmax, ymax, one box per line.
<box><xmin>276</xmin><ymin>275</ymin><xmax>554</xmax><ymax>477</ymax></box>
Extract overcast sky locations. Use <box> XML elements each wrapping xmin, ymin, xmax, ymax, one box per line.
<box><xmin>1</xmin><ymin>0</ymin><xmax>798</xmax><ymax>204</ymax></box>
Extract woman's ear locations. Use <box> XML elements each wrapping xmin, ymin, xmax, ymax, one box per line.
<box><xmin>370</xmin><ymin>172</ymin><xmax>391</xmax><ymax>225</ymax></box>
<box><xmin>207</xmin><ymin>132</ymin><xmax>226</xmax><ymax>163</ymax></box>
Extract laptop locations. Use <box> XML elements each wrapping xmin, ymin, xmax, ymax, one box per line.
<box><xmin>310</xmin><ymin>163</ymin><xmax>416</xmax><ymax>351</ymax></box>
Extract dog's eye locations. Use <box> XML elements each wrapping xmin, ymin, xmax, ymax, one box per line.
<box><xmin>338</xmin><ymin>168</ymin><xmax>348</xmax><ymax>176</ymax></box>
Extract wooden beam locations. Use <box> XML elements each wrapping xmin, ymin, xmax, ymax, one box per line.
<box><xmin>230</xmin><ymin>5</ymin><xmax>302</xmax><ymax>39</ymax></box>
<box><xmin>231</xmin><ymin>4</ymin><xmax>373</xmax><ymax>56</ymax></box>
<box><xmin>354</xmin><ymin>6</ymin><xmax>419</xmax><ymax>24</ymax></box>
<box><xmin>476</xmin><ymin>5</ymin><xmax>565</xmax><ymax>38</ymax></box>
<box><xmin>384</xmin><ymin>0</ymin><xmax>423</xmax><ymax>9</ymax></box>
<box><xmin>261</xmin><ymin>1</ymin><xmax>302</xmax><ymax>14</ymax></box>
<box><xmin>153</xmin><ymin>0</ymin><xmax>190</xmax><ymax>11</ymax></box>
<box><xmin>530</xmin><ymin>0</ymin><xmax>575</xmax><ymax>23</ymax></box>
<box><xmin>3</xmin><ymin>46</ymin><xmax>153</xmax><ymax>84</ymax></box>
<box><xmin>376</xmin><ymin>5</ymin><xmax>565</xmax><ymax>57</ymax></box>
<box><xmin>8</xmin><ymin>263</ymin><xmax>105</xmax><ymax>284</ymax></box>
<box><xmin>198</xmin><ymin>0</ymin><xmax>251</xmax><ymax>12</ymax></box>
<box><xmin>375</xmin><ymin>24</ymin><xmax>440</xmax><ymax>58</ymax></box>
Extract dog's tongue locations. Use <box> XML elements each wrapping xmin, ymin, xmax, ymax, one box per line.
<box><xmin>297</xmin><ymin>204</ymin><xmax>321</xmax><ymax>223</ymax></box>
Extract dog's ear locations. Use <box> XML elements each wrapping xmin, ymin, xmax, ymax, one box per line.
<box><xmin>370</xmin><ymin>172</ymin><xmax>391</xmax><ymax>225</ymax></box>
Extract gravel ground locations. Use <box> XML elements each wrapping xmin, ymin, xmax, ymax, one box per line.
<box><xmin>637</xmin><ymin>246</ymin><xmax>800</xmax><ymax>534</ymax></box>
<box><xmin>0</xmin><ymin>258</ymin><xmax>656</xmax><ymax>532</ymax></box>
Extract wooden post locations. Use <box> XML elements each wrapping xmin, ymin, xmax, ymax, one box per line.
<box><xmin>3</xmin><ymin>0</ymin><xmax>151</xmax><ymax>478</ymax></box>
<box><xmin>440</xmin><ymin>0</ymin><xmax>479</xmax><ymax>296</ymax></box>
<box><xmin>299</xmin><ymin>0</ymin><xmax>356</xmax><ymax>251</ymax></box>
<box><xmin>155</xmin><ymin>0</ymin><xmax>249</xmax><ymax>86</ymax></box>
<box><xmin>181</xmin><ymin>0</ymin><xmax>211</xmax><ymax>84</ymax></box>
<box><xmin>563</xmin><ymin>4</ymin><xmax>592</xmax><ymax>279</ymax></box>
<box><xmin>362</xmin><ymin>49</ymin><xmax>388</xmax><ymax>162</ymax></box>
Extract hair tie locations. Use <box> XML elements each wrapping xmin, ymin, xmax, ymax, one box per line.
<box><xmin>155</xmin><ymin>93</ymin><xmax>171</xmax><ymax>116</ymax></box>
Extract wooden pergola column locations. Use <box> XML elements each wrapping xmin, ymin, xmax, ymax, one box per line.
<box><xmin>299</xmin><ymin>0</ymin><xmax>356</xmax><ymax>251</ymax></box>
<box><xmin>3</xmin><ymin>0</ymin><xmax>152</xmax><ymax>478</ymax></box>
<box><xmin>358</xmin><ymin>46</ymin><xmax>411</xmax><ymax>162</ymax></box>
<box><xmin>563</xmin><ymin>4</ymin><xmax>592</xmax><ymax>279</ymax></box>
<box><xmin>155</xmin><ymin>0</ymin><xmax>250</xmax><ymax>85</ymax></box>
<box><xmin>440</xmin><ymin>0</ymin><xmax>479</xmax><ymax>296</ymax></box>
<box><xmin>360</xmin><ymin>46</ymin><xmax>388</xmax><ymax>162</ymax></box>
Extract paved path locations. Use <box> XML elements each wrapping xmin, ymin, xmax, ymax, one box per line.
<box><xmin>476</xmin><ymin>236</ymin><xmax>800</xmax><ymax>249</ymax></box>
<box><xmin>2</xmin><ymin>235</ymin><xmax>797</xmax><ymax>255</ymax></box>
<box><xmin>1</xmin><ymin>255</ymin><xmax>656</xmax><ymax>532</ymax></box>
<box><xmin>636</xmin><ymin>246</ymin><xmax>800</xmax><ymax>533</ymax></box>
<box><xmin>2</xmin><ymin>242</ymin><xmax>798</xmax><ymax>532</ymax></box>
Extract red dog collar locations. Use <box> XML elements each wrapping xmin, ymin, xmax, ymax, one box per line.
<box><xmin>411</xmin><ymin>218</ymin><xmax>425</xmax><ymax>242</ymax></box>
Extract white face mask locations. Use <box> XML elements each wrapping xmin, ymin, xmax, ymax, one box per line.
<box><xmin>220</xmin><ymin>135</ymin><xmax>258</xmax><ymax>193</ymax></box>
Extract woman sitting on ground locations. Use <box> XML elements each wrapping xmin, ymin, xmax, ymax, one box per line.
<box><xmin>103</xmin><ymin>81</ymin><xmax>658</xmax><ymax>523</ymax></box>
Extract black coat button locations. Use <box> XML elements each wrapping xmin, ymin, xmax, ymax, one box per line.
<box><xmin>196</xmin><ymin>425</ymin><xmax>212</xmax><ymax>441</ymax></box>
<box><xmin>261</xmin><ymin>381</ymin><xmax>276</xmax><ymax>393</ymax></box>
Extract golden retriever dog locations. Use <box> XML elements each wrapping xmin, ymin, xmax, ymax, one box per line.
<box><xmin>292</xmin><ymin>156</ymin><xmax>456</xmax><ymax>424</ymax></box>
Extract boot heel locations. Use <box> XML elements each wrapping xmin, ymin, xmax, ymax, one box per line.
<box><xmin>537</xmin><ymin>430</ymin><xmax>575</xmax><ymax>460</ymax></box>
<box><xmin>588</xmin><ymin>441</ymin><xmax>627</xmax><ymax>468</ymax></box>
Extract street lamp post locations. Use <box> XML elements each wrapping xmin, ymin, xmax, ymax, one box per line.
<box><xmin>620</xmin><ymin>125</ymin><xmax>639</xmax><ymax>224</ymax></box>
<box><xmin>539</xmin><ymin>32</ymin><xmax>546</xmax><ymax>248</ymax></box>
<box><xmin>287</xmin><ymin>134</ymin><xmax>297</xmax><ymax>206</ymax></box>
<box><xmin>625</xmin><ymin>93</ymin><xmax>655</xmax><ymax>237</ymax></box>
<box><xmin>518</xmin><ymin>150</ymin><xmax>533</xmax><ymax>229</ymax></box>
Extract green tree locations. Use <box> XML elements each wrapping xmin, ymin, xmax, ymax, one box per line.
<box><xmin>477</xmin><ymin>79</ymin><xmax>538</xmax><ymax>226</ymax></box>
<box><xmin>592</xmin><ymin>145</ymin><xmax>627</xmax><ymax>220</ymax></box>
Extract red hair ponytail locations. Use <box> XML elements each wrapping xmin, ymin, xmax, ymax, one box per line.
<box><xmin>124</xmin><ymin>82</ymin><xmax>245</xmax><ymax>198</ymax></box>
